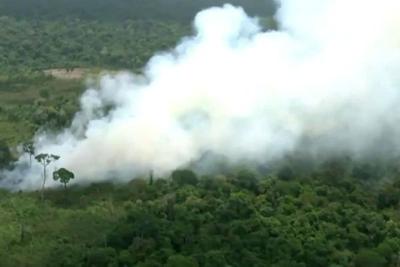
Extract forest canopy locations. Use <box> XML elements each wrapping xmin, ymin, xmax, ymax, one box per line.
<box><xmin>0</xmin><ymin>0</ymin><xmax>276</xmax><ymax>21</ymax></box>
<box><xmin>1</xmin><ymin>1</ymin><xmax>400</xmax><ymax>267</ymax></box>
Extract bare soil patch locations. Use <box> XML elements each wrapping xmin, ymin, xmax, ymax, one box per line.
<box><xmin>43</xmin><ymin>68</ymin><xmax>88</xmax><ymax>80</ymax></box>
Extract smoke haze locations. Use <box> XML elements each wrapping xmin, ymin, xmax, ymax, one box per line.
<box><xmin>2</xmin><ymin>0</ymin><xmax>400</xmax><ymax>189</ymax></box>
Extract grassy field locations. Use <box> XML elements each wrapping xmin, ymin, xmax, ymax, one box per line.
<box><xmin>0</xmin><ymin>74</ymin><xmax>84</xmax><ymax>104</ymax></box>
<box><xmin>0</xmin><ymin>71</ymin><xmax>87</xmax><ymax>146</ymax></box>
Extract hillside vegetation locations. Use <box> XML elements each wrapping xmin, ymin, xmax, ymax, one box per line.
<box><xmin>1</xmin><ymin>1</ymin><xmax>400</xmax><ymax>267</ymax></box>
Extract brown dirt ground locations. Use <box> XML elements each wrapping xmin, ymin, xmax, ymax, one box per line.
<box><xmin>43</xmin><ymin>68</ymin><xmax>87</xmax><ymax>80</ymax></box>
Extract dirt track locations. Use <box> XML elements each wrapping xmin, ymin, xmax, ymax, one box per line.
<box><xmin>43</xmin><ymin>68</ymin><xmax>87</xmax><ymax>79</ymax></box>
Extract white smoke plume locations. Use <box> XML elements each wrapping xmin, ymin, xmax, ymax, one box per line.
<box><xmin>2</xmin><ymin>0</ymin><xmax>400</xmax><ymax>189</ymax></box>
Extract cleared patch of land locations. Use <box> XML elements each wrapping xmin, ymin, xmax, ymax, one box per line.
<box><xmin>43</xmin><ymin>68</ymin><xmax>88</xmax><ymax>80</ymax></box>
<box><xmin>0</xmin><ymin>75</ymin><xmax>85</xmax><ymax>146</ymax></box>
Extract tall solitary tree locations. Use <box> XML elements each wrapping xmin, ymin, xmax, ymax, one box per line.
<box><xmin>53</xmin><ymin>168</ymin><xmax>75</xmax><ymax>192</ymax></box>
<box><xmin>35</xmin><ymin>153</ymin><xmax>60</xmax><ymax>201</ymax></box>
<box><xmin>22</xmin><ymin>142</ymin><xmax>35</xmax><ymax>167</ymax></box>
<box><xmin>149</xmin><ymin>169</ymin><xmax>154</xmax><ymax>185</ymax></box>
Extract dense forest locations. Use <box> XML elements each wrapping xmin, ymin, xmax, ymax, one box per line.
<box><xmin>0</xmin><ymin>1</ymin><xmax>276</xmax><ymax>74</ymax></box>
<box><xmin>0</xmin><ymin>18</ymin><xmax>188</xmax><ymax>72</ymax></box>
<box><xmin>0</xmin><ymin>0</ymin><xmax>275</xmax><ymax>21</ymax></box>
<box><xmin>2</xmin><ymin>166</ymin><xmax>400</xmax><ymax>267</ymax></box>
<box><xmin>1</xmin><ymin>0</ymin><xmax>400</xmax><ymax>266</ymax></box>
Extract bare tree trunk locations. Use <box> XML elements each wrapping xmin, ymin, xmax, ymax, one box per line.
<box><xmin>41</xmin><ymin>165</ymin><xmax>46</xmax><ymax>202</ymax></box>
<box><xmin>64</xmin><ymin>182</ymin><xmax>68</xmax><ymax>201</ymax></box>
<box><xmin>20</xmin><ymin>223</ymin><xmax>25</xmax><ymax>243</ymax></box>
<box><xmin>149</xmin><ymin>169</ymin><xmax>154</xmax><ymax>185</ymax></box>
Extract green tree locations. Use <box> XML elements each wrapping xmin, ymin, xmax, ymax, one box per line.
<box><xmin>86</xmin><ymin>247</ymin><xmax>117</xmax><ymax>267</ymax></box>
<box><xmin>354</xmin><ymin>249</ymin><xmax>387</xmax><ymax>267</ymax></box>
<box><xmin>204</xmin><ymin>250</ymin><xmax>227</xmax><ymax>267</ymax></box>
<box><xmin>171</xmin><ymin>169</ymin><xmax>198</xmax><ymax>186</ymax></box>
<box><xmin>39</xmin><ymin>89</ymin><xmax>50</xmax><ymax>99</ymax></box>
<box><xmin>277</xmin><ymin>165</ymin><xmax>295</xmax><ymax>181</ymax></box>
<box><xmin>166</xmin><ymin>255</ymin><xmax>198</xmax><ymax>267</ymax></box>
<box><xmin>0</xmin><ymin>141</ymin><xmax>12</xmax><ymax>168</ymax></box>
<box><xmin>53</xmin><ymin>167</ymin><xmax>75</xmax><ymax>191</ymax></box>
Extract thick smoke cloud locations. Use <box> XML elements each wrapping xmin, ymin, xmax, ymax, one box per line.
<box><xmin>2</xmin><ymin>0</ymin><xmax>400</xmax><ymax>189</ymax></box>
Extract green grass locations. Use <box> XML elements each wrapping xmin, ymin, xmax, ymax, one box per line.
<box><xmin>0</xmin><ymin>74</ymin><xmax>86</xmax><ymax>146</ymax></box>
<box><xmin>0</xmin><ymin>187</ymin><xmax>124</xmax><ymax>267</ymax></box>
<box><xmin>0</xmin><ymin>120</ymin><xmax>31</xmax><ymax>146</ymax></box>
<box><xmin>0</xmin><ymin>77</ymin><xmax>84</xmax><ymax>105</ymax></box>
